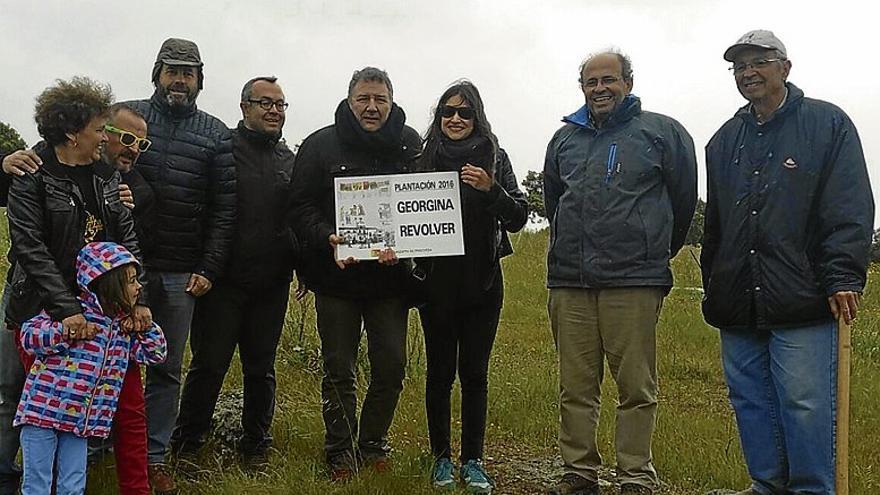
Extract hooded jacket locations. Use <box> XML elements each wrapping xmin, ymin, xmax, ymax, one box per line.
<box><xmin>125</xmin><ymin>92</ymin><xmax>236</xmax><ymax>281</ymax></box>
<box><xmin>15</xmin><ymin>242</ymin><xmax>166</xmax><ymax>438</ymax></box>
<box><xmin>543</xmin><ymin>95</ymin><xmax>697</xmax><ymax>289</ymax></box>
<box><xmin>701</xmin><ymin>83</ymin><xmax>874</xmax><ymax>330</ymax></box>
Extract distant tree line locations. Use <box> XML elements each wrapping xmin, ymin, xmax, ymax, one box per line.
<box><xmin>0</xmin><ymin>122</ymin><xmax>27</xmax><ymax>155</ymax></box>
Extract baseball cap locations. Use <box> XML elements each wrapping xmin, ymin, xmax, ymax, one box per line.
<box><xmin>724</xmin><ymin>30</ymin><xmax>787</xmax><ymax>62</ymax></box>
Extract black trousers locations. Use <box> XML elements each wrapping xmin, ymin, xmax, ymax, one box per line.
<box><xmin>172</xmin><ymin>279</ymin><xmax>290</xmax><ymax>454</ymax></box>
<box><xmin>418</xmin><ymin>279</ymin><xmax>502</xmax><ymax>462</ymax></box>
<box><xmin>314</xmin><ymin>294</ymin><xmax>408</xmax><ymax>461</ymax></box>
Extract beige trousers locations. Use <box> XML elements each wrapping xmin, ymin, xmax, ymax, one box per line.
<box><xmin>548</xmin><ymin>287</ymin><xmax>664</xmax><ymax>488</ymax></box>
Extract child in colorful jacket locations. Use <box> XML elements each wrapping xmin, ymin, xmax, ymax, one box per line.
<box><xmin>14</xmin><ymin>242</ymin><xmax>166</xmax><ymax>495</ymax></box>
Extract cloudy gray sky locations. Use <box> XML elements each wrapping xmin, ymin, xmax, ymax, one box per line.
<box><xmin>2</xmin><ymin>0</ymin><xmax>877</xmax><ymax>216</ymax></box>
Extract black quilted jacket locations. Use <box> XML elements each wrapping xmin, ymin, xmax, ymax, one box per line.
<box><xmin>125</xmin><ymin>92</ymin><xmax>236</xmax><ymax>281</ymax></box>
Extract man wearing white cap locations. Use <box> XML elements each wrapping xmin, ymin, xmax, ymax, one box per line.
<box><xmin>702</xmin><ymin>30</ymin><xmax>873</xmax><ymax>494</ymax></box>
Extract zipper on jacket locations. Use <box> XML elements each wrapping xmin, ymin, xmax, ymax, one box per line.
<box><xmin>81</xmin><ymin>320</ymin><xmax>113</xmax><ymax>436</ymax></box>
<box><xmin>605</xmin><ymin>143</ymin><xmax>618</xmax><ymax>184</ymax></box>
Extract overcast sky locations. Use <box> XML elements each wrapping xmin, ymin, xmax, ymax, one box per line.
<box><xmin>1</xmin><ymin>0</ymin><xmax>877</xmax><ymax>217</ymax></box>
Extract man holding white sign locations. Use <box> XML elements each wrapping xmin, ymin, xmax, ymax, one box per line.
<box><xmin>290</xmin><ymin>67</ymin><xmax>422</xmax><ymax>481</ymax></box>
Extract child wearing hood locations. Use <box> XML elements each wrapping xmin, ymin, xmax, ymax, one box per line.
<box><xmin>14</xmin><ymin>242</ymin><xmax>166</xmax><ymax>495</ymax></box>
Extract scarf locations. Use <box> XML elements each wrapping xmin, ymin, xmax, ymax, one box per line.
<box><xmin>435</xmin><ymin>135</ymin><xmax>494</xmax><ymax>173</ymax></box>
<box><xmin>334</xmin><ymin>99</ymin><xmax>407</xmax><ymax>154</ymax></box>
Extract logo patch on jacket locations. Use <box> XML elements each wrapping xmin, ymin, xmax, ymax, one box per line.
<box><xmin>783</xmin><ymin>157</ymin><xmax>798</xmax><ymax>169</ymax></box>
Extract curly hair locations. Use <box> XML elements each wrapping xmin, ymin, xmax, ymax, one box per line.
<box><xmin>34</xmin><ymin>76</ymin><xmax>114</xmax><ymax>146</ymax></box>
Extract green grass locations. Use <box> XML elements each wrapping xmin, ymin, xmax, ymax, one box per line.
<box><xmin>1</xmin><ymin>222</ymin><xmax>877</xmax><ymax>493</ymax></box>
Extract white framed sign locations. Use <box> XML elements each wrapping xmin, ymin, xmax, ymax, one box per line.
<box><xmin>334</xmin><ymin>171</ymin><xmax>464</xmax><ymax>260</ymax></box>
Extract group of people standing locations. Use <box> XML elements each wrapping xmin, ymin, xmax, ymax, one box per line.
<box><xmin>0</xmin><ymin>27</ymin><xmax>873</xmax><ymax>495</ymax></box>
<box><xmin>0</xmin><ymin>36</ymin><xmax>529</xmax><ymax>495</ymax></box>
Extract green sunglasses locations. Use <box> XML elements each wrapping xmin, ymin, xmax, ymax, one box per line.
<box><xmin>104</xmin><ymin>124</ymin><xmax>152</xmax><ymax>152</ymax></box>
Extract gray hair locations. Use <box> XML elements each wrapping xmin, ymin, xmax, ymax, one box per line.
<box><xmin>241</xmin><ymin>76</ymin><xmax>279</xmax><ymax>102</ymax></box>
<box><xmin>578</xmin><ymin>48</ymin><xmax>633</xmax><ymax>84</ymax></box>
<box><xmin>347</xmin><ymin>67</ymin><xmax>393</xmax><ymax>99</ymax></box>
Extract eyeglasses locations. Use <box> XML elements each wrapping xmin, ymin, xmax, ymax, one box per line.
<box><xmin>247</xmin><ymin>99</ymin><xmax>289</xmax><ymax>112</ymax></box>
<box><xmin>581</xmin><ymin>76</ymin><xmax>622</xmax><ymax>88</ymax></box>
<box><xmin>729</xmin><ymin>58</ymin><xmax>785</xmax><ymax>75</ymax></box>
<box><xmin>440</xmin><ymin>106</ymin><xmax>475</xmax><ymax>120</ymax></box>
<box><xmin>104</xmin><ymin>125</ymin><xmax>152</xmax><ymax>152</ymax></box>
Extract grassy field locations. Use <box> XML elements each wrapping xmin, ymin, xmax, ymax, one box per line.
<box><xmin>1</xmin><ymin>225</ymin><xmax>877</xmax><ymax>494</ymax></box>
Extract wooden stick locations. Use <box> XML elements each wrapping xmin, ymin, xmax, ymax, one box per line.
<box><xmin>836</xmin><ymin>316</ymin><xmax>852</xmax><ymax>495</ymax></box>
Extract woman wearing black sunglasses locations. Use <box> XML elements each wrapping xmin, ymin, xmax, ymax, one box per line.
<box><xmin>416</xmin><ymin>81</ymin><xmax>528</xmax><ymax>493</ymax></box>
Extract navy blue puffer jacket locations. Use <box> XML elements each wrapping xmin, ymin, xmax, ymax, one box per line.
<box><xmin>126</xmin><ymin>93</ymin><xmax>236</xmax><ymax>281</ymax></box>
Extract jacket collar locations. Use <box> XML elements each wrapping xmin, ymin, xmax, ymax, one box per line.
<box><xmin>735</xmin><ymin>82</ymin><xmax>804</xmax><ymax>127</ymax></box>
<box><xmin>237</xmin><ymin>120</ymin><xmax>280</xmax><ymax>148</ymax></box>
<box><xmin>562</xmin><ymin>94</ymin><xmax>642</xmax><ymax>130</ymax></box>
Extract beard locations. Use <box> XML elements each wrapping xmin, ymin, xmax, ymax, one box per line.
<box><xmin>158</xmin><ymin>82</ymin><xmax>199</xmax><ymax>110</ymax></box>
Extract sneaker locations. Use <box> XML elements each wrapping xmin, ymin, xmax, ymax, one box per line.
<box><xmin>620</xmin><ymin>482</ymin><xmax>653</xmax><ymax>494</ymax></box>
<box><xmin>148</xmin><ymin>463</ymin><xmax>179</xmax><ymax>495</ymax></box>
<box><xmin>431</xmin><ymin>457</ymin><xmax>455</xmax><ymax>490</ymax></box>
<box><xmin>460</xmin><ymin>459</ymin><xmax>494</xmax><ymax>494</ymax></box>
<box><xmin>547</xmin><ymin>473</ymin><xmax>599</xmax><ymax>495</ymax></box>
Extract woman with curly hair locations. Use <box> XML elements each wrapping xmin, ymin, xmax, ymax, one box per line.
<box><xmin>417</xmin><ymin>81</ymin><xmax>528</xmax><ymax>494</ymax></box>
<box><xmin>4</xmin><ymin>77</ymin><xmax>147</xmax><ymax>492</ymax></box>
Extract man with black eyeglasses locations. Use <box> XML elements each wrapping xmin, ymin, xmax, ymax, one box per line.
<box><xmin>543</xmin><ymin>50</ymin><xmax>696</xmax><ymax>495</ymax></box>
<box><xmin>171</xmin><ymin>76</ymin><xmax>301</xmax><ymax>471</ymax></box>
<box><xmin>702</xmin><ymin>30</ymin><xmax>873</xmax><ymax>495</ymax></box>
<box><xmin>125</xmin><ymin>37</ymin><xmax>236</xmax><ymax>495</ymax></box>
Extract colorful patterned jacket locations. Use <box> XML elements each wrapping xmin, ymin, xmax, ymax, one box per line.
<box><xmin>15</xmin><ymin>242</ymin><xmax>166</xmax><ymax>438</ymax></box>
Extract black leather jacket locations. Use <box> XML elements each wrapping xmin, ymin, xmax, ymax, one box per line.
<box><xmin>6</xmin><ymin>145</ymin><xmax>144</xmax><ymax>324</ymax></box>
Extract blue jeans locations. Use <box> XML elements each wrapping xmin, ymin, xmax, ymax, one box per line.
<box><xmin>721</xmin><ymin>321</ymin><xmax>837</xmax><ymax>495</ymax></box>
<box><xmin>20</xmin><ymin>425</ymin><xmax>87</xmax><ymax>495</ymax></box>
<box><xmin>144</xmin><ymin>272</ymin><xmax>197</xmax><ymax>464</ymax></box>
<box><xmin>0</xmin><ymin>283</ymin><xmax>25</xmax><ymax>494</ymax></box>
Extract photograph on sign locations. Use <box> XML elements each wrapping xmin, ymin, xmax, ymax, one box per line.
<box><xmin>334</xmin><ymin>171</ymin><xmax>464</xmax><ymax>260</ymax></box>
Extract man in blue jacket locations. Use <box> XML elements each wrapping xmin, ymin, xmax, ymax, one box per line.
<box><xmin>543</xmin><ymin>50</ymin><xmax>697</xmax><ymax>495</ymax></box>
<box><xmin>702</xmin><ymin>30</ymin><xmax>873</xmax><ymax>495</ymax></box>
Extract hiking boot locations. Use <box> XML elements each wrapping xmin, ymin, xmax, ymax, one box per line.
<box><xmin>359</xmin><ymin>450</ymin><xmax>394</xmax><ymax>473</ymax></box>
<box><xmin>620</xmin><ymin>482</ymin><xmax>653</xmax><ymax>494</ymax></box>
<box><xmin>239</xmin><ymin>448</ymin><xmax>270</xmax><ymax>475</ymax></box>
<box><xmin>148</xmin><ymin>463</ymin><xmax>179</xmax><ymax>495</ymax></box>
<box><xmin>431</xmin><ymin>457</ymin><xmax>455</xmax><ymax>490</ymax></box>
<box><xmin>547</xmin><ymin>473</ymin><xmax>599</xmax><ymax>495</ymax></box>
<box><xmin>328</xmin><ymin>452</ymin><xmax>358</xmax><ymax>482</ymax></box>
<box><xmin>460</xmin><ymin>459</ymin><xmax>494</xmax><ymax>494</ymax></box>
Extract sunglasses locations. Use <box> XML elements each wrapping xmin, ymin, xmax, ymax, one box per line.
<box><xmin>104</xmin><ymin>125</ymin><xmax>152</xmax><ymax>152</ymax></box>
<box><xmin>440</xmin><ymin>105</ymin><xmax>475</xmax><ymax>120</ymax></box>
